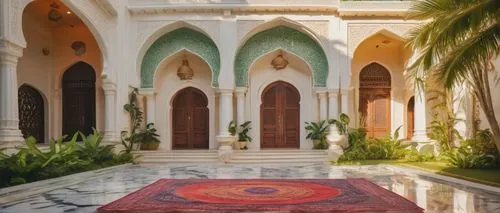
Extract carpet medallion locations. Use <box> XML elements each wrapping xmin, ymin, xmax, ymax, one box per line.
<box><xmin>98</xmin><ymin>179</ymin><xmax>423</xmax><ymax>212</ymax></box>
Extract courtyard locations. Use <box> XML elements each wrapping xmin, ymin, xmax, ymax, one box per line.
<box><xmin>1</xmin><ymin>163</ymin><xmax>499</xmax><ymax>213</ymax></box>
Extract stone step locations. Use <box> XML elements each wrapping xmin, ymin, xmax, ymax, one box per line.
<box><xmin>231</xmin><ymin>155</ymin><xmax>326</xmax><ymax>160</ymax></box>
<box><xmin>228</xmin><ymin>158</ymin><xmax>327</xmax><ymax>164</ymax></box>
<box><xmin>141</xmin><ymin>158</ymin><xmax>219</xmax><ymax>164</ymax></box>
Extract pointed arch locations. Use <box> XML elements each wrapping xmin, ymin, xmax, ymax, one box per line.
<box><xmin>353</xmin><ymin>28</ymin><xmax>405</xmax><ymax>57</ymax></box>
<box><xmin>140</xmin><ymin>26</ymin><xmax>220</xmax><ymax>88</ymax></box>
<box><xmin>235</xmin><ymin>25</ymin><xmax>328</xmax><ymax>87</ymax></box>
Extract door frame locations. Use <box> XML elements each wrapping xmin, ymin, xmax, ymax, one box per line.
<box><xmin>260</xmin><ymin>80</ymin><xmax>301</xmax><ymax>149</ymax></box>
<box><xmin>165</xmin><ymin>84</ymin><xmax>215</xmax><ymax>150</ymax></box>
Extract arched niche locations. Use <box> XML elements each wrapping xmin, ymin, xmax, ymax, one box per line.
<box><xmin>140</xmin><ymin>27</ymin><xmax>220</xmax><ymax>88</ymax></box>
<box><xmin>235</xmin><ymin>26</ymin><xmax>328</xmax><ymax>87</ymax></box>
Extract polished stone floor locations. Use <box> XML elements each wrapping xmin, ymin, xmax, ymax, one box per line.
<box><xmin>0</xmin><ymin>163</ymin><xmax>499</xmax><ymax>213</ymax></box>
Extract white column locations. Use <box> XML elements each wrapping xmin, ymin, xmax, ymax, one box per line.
<box><xmin>0</xmin><ymin>41</ymin><xmax>24</xmax><ymax>150</ymax></box>
<box><xmin>340</xmin><ymin>89</ymin><xmax>349</xmax><ymax>115</ymax></box>
<box><xmin>217</xmin><ymin>89</ymin><xmax>233</xmax><ymax>137</ymax></box>
<box><xmin>216</xmin><ymin>88</ymin><xmax>234</xmax><ymax>162</ymax></box>
<box><xmin>317</xmin><ymin>90</ymin><xmax>328</xmax><ymax>121</ymax></box>
<box><xmin>141</xmin><ymin>89</ymin><xmax>156</xmax><ymax>125</ymax></box>
<box><xmin>412</xmin><ymin>85</ymin><xmax>429</xmax><ymax>142</ymax></box>
<box><xmin>328</xmin><ymin>90</ymin><xmax>339</xmax><ymax>119</ymax></box>
<box><xmin>102</xmin><ymin>79</ymin><xmax>118</xmax><ymax>142</ymax></box>
<box><xmin>235</xmin><ymin>87</ymin><xmax>247</xmax><ymax>125</ymax></box>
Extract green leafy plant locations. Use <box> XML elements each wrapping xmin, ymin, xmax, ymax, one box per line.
<box><xmin>121</xmin><ymin>88</ymin><xmax>144</xmax><ymax>153</ymax></box>
<box><xmin>136</xmin><ymin>123</ymin><xmax>161</xmax><ymax>150</ymax></box>
<box><xmin>237</xmin><ymin>121</ymin><xmax>252</xmax><ymax>142</ymax></box>
<box><xmin>443</xmin><ymin>129</ymin><xmax>500</xmax><ymax>169</ymax></box>
<box><xmin>329</xmin><ymin>113</ymin><xmax>350</xmax><ymax>135</ymax></box>
<box><xmin>427</xmin><ymin>89</ymin><xmax>461</xmax><ymax>151</ymax></box>
<box><xmin>305</xmin><ymin>120</ymin><xmax>329</xmax><ymax>149</ymax></box>
<box><xmin>77</xmin><ymin>129</ymin><xmax>114</xmax><ymax>164</ymax></box>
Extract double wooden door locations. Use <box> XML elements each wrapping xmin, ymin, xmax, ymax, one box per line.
<box><xmin>359</xmin><ymin>89</ymin><xmax>391</xmax><ymax>138</ymax></box>
<box><xmin>62</xmin><ymin>62</ymin><xmax>96</xmax><ymax>138</ymax></box>
<box><xmin>172</xmin><ymin>87</ymin><xmax>209</xmax><ymax>149</ymax></box>
<box><xmin>261</xmin><ymin>81</ymin><xmax>300</xmax><ymax>148</ymax></box>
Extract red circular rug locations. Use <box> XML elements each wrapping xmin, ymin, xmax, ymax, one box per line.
<box><xmin>98</xmin><ymin>179</ymin><xmax>424</xmax><ymax>212</ymax></box>
<box><xmin>175</xmin><ymin>180</ymin><xmax>341</xmax><ymax>204</ymax></box>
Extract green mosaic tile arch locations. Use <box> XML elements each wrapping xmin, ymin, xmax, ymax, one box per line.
<box><xmin>235</xmin><ymin>26</ymin><xmax>328</xmax><ymax>87</ymax></box>
<box><xmin>141</xmin><ymin>28</ymin><xmax>220</xmax><ymax>88</ymax></box>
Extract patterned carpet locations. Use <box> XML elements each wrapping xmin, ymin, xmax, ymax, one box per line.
<box><xmin>98</xmin><ymin>179</ymin><xmax>423</xmax><ymax>212</ymax></box>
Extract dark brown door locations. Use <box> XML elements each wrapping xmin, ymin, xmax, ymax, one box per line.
<box><xmin>407</xmin><ymin>96</ymin><xmax>415</xmax><ymax>139</ymax></box>
<box><xmin>62</xmin><ymin>62</ymin><xmax>96</xmax><ymax>138</ymax></box>
<box><xmin>261</xmin><ymin>81</ymin><xmax>300</xmax><ymax>148</ymax></box>
<box><xmin>172</xmin><ymin>87</ymin><xmax>209</xmax><ymax>149</ymax></box>
<box><xmin>18</xmin><ymin>85</ymin><xmax>45</xmax><ymax>143</ymax></box>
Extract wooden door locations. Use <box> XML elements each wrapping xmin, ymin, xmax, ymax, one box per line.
<box><xmin>62</xmin><ymin>62</ymin><xmax>96</xmax><ymax>138</ymax></box>
<box><xmin>407</xmin><ymin>97</ymin><xmax>415</xmax><ymax>139</ymax></box>
<box><xmin>359</xmin><ymin>63</ymin><xmax>391</xmax><ymax>138</ymax></box>
<box><xmin>18</xmin><ymin>85</ymin><xmax>45</xmax><ymax>143</ymax></box>
<box><xmin>261</xmin><ymin>81</ymin><xmax>300</xmax><ymax>148</ymax></box>
<box><xmin>359</xmin><ymin>89</ymin><xmax>391</xmax><ymax>138</ymax></box>
<box><xmin>172</xmin><ymin>87</ymin><xmax>209</xmax><ymax>149</ymax></box>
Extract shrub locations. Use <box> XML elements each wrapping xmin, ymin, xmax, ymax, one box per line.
<box><xmin>442</xmin><ymin>129</ymin><xmax>499</xmax><ymax>169</ymax></box>
<box><xmin>305</xmin><ymin>120</ymin><xmax>329</xmax><ymax>149</ymax></box>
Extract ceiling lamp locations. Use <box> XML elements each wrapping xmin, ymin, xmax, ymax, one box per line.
<box><xmin>177</xmin><ymin>55</ymin><xmax>194</xmax><ymax>80</ymax></box>
<box><xmin>48</xmin><ymin>2</ymin><xmax>62</xmax><ymax>22</ymax></box>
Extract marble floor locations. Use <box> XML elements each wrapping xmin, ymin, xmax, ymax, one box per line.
<box><xmin>0</xmin><ymin>163</ymin><xmax>499</xmax><ymax>213</ymax></box>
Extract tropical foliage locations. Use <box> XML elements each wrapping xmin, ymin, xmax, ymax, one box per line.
<box><xmin>406</xmin><ymin>0</ymin><xmax>500</xmax><ymax>152</ymax></box>
<box><xmin>427</xmin><ymin>89</ymin><xmax>461</xmax><ymax>151</ymax></box>
<box><xmin>0</xmin><ymin>132</ymin><xmax>134</xmax><ymax>188</ymax></box>
<box><xmin>329</xmin><ymin>113</ymin><xmax>350</xmax><ymax>135</ymax></box>
<box><xmin>339</xmin><ymin>127</ymin><xmax>412</xmax><ymax>161</ymax></box>
<box><xmin>305</xmin><ymin>120</ymin><xmax>330</xmax><ymax>149</ymax></box>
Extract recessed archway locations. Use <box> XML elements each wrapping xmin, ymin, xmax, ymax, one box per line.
<box><xmin>235</xmin><ymin>25</ymin><xmax>328</xmax><ymax>87</ymax></box>
<box><xmin>62</xmin><ymin>62</ymin><xmax>96</xmax><ymax>137</ymax></box>
<box><xmin>359</xmin><ymin>63</ymin><xmax>392</xmax><ymax>138</ymax></box>
<box><xmin>140</xmin><ymin>27</ymin><xmax>220</xmax><ymax>88</ymax></box>
<box><xmin>18</xmin><ymin>84</ymin><xmax>46</xmax><ymax>143</ymax></box>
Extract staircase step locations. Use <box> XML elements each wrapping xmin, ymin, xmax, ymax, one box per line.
<box><xmin>231</xmin><ymin>155</ymin><xmax>326</xmax><ymax>160</ymax></box>
<box><xmin>228</xmin><ymin>158</ymin><xmax>327</xmax><ymax>164</ymax></box>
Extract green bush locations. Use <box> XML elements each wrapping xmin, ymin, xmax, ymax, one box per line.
<box><xmin>442</xmin><ymin>129</ymin><xmax>499</xmax><ymax>169</ymax></box>
<box><xmin>339</xmin><ymin>127</ymin><xmax>411</xmax><ymax>161</ymax></box>
<box><xmin>305</xmin><ymin>120</ymin><xmax>329</xmax><ymax>149</ymax></box>
<box><xmin>0</xmin><ymin>131</ymin><xmax>134</xmax><ymax>188</ymax></box>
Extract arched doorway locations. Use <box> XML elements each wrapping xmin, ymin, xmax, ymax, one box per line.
<box><xmin>18</xmin><ymin>85</ymin><xmax>45</xmax><ymax>143</ymax></box>
<box><xmin>62</xmin><ymin>62</ymin><xmax>96</xmax><ymax>138</ymax></box>
<box><xmin>407</xmin><ymin>96</ymin><xmax>415</xmax><ymax>139</ymax></box>
<box><xmin>172</xmin><ymin>87</ymin><xmax>209</xmax><ymax>149</ymax></box>
<box><xmin>261</xmin><ymin>81</ymin><xmax>300</xmax><ymax>148</ymax></box>
<box><xmin>359</xmin><ymin>63</ymin><xmax>391</xmax><ymax>138</ymax></box>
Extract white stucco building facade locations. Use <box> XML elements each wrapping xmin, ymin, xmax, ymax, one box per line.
<box><xmin>1</xmin><ymin>0</ymin><xmax>498</xmax><ymax>152</ymax></box>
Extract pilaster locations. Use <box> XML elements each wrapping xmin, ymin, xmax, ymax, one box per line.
<box><xmin>102</xmin><ymin>79</ymin><xmax>119</xmax><ymax>143</ymax></box>
<box><xmin>140</xmin><ymin>88</ymin><xmax>156</xmax><ymax>125</ymax></box>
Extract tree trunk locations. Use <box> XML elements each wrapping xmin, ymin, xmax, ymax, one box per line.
<box><xmin>472</xmin><ymin>67</ymin><xmax>500</xmax><ymax>153</ymax></box>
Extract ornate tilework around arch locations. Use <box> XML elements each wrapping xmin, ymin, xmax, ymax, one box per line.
<box><xmin>235</xmin><ymin>26</ymin><xmax>328</xmax><ymax>87</ymax></box>
<box><xmin>141</xmin><ymin>28</ymin><xmax>220</xmax><ymax>88</ymax></box>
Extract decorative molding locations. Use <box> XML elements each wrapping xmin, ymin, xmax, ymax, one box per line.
<box><xmin>140</xmin><ymin>28</ymin><xmax>220</xmax><ymax>88</ymax></box>
<box><xmin>235</xmin><ymin>26</ymin><xmax>328</xmax><ymax>87</ymax></box>
<box><xmin>95</xmin><ymin>0</ymin><xmax>118</xmax><ymax>17</ymax></box>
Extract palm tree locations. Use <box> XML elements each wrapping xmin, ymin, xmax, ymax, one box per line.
<box><xmin>405</xmin><ymin>0</ymin><xmax>500</xmax><ymax>152</ymax></box>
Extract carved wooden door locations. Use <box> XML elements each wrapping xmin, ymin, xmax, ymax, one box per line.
<box><xmin>359</xmin><ymin>63</ymin><xmax>391</xmax><ymax>138</ymax></box>
<box><xmin>407</xmin><ymin>97</ymin><xmax>415</xmax><ymax>139</ymax></box>
<box><xmin>261</xmin><ymin>81</ymin><xmax>300</xmax><ymax>148</ymax></box>
<box><xmin>172</xmin><ymin>87</ymin><xmax>209</xmax><ymax>149</ymax></box>
<box><xmin>18</xmin><ymin>85</ymin><xmax>45</xmax><ymax>143</ymax></box>
<box><xmin>62</xmin><ymin>62</ymin><xmax>96</xmax><ymax>138</ymax></box>
<box><xmin>359</xmin><ymin>89</ymin><xmax>391</xmax><ymax>138</ymax></box>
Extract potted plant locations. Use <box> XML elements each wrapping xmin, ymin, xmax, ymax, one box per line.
<box><xmin>237</xmin><ymin>121</ymin><xmax>252</xmax><ymax>150</ymax></box>
<box><xmin>228</xmin><ymin>121</ymin><xmax>252</xmax><ymax>150</ymax></box>
<box><xmin>137</xmin><ymin>123</ymin><xmax>161</xmax><ymax>150</ymax></box>
<box><xmin>305</xmin><ymin>120</ymin><xmax>329</xmax><ymax>149</ymax></box>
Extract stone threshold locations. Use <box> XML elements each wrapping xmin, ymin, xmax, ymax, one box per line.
<box><xmin>0</xmin><ymin>163</ymin><xmax>132</xmax><ymax>205</ymax></box>
<box><xmin>383</xmin><ymin>164</ymin><xmax>500</xmax><ymax>195</ymax></box>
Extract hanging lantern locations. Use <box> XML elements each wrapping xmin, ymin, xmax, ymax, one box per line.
<box><xmin>271</xmin><ymin>53</ymin><xmax>289</xmax><ymax>70</ymax></box>
<box><xmin>177</xmin><ymin>57</ymin><xmax>194</xmax><ymax>80</ymax></box>
<box><xmin>48</xmin><ymin>2</ymin><xmax>62</xmax><ymax>22</ymax></box>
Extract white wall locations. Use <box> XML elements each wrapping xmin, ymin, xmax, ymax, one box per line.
<box><xmin>479</xmin><ymin>57</ymin><xmax>500</xmax><ymax>130</ymax></box>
